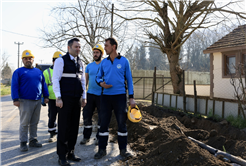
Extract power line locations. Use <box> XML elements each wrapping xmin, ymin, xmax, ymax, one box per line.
<box><xmin>1</xmin><ymin>29</ymin><xmax>40</xmax><ymax>39</ymax></box>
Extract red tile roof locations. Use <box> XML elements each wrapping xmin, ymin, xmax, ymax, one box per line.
<box><xmin>203</xmin><ymin>24</ymin><xmax>246</xmax><ymax>53</ymax></box>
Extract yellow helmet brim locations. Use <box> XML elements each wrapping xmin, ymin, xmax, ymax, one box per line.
<box><xmin>127</xmin><ymin>105</ymin><xmax>142</xmax><ymax>123</ymax></box>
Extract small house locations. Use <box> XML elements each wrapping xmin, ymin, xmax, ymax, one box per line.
<box><xmin>203</xmin><ymin>25</ymin><xmax>246</xmax><ymax>99</ymax></box>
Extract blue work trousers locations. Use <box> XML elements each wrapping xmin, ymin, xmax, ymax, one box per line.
<box><xmin>98</xmin><ymin>94</ymin><xmax>128</xmax><ymax>150</ymax></box>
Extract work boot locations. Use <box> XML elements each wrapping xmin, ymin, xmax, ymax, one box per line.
<box><xmin>20</xmin><ymin>142</ymin><xmax>28</xmax><ymax>152</ymax></box>
<box><xmin>29</xmin><ymin>139</ymin><xmax>42</xmax><ymax>147</ymax></box>
<box><xmin>67</xmin><ymin>153</ymin><xmax>81</xmax><ymax>162</ymax></box>
<box><xmin>94</xmin><ymin>149</ymin><xmax>106</xmax><ymax>159</ymax></box>
<box><xmin>58</xmin><ymin>159</ymin><xmax>70</xmax><ymax>166</ymax></box>
<box><xmin>48</xmin><ymin>131</ymin><xmax>57</xmax><ymax>142</ymax></box>
<box><xmin>80</xmin><ymin>138</ymin><xmax>89</xmax><ymax>144</ymax></box>
<box><xmin>120</xmin><ymin>149</ymin><xmax>133</xmax><ymax>158</ymax></box>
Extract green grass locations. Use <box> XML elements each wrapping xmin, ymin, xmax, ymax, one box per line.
<box><xmin>1</xmin><ymin>84</ymin><xmax>11</xmax><ymax>96</ymax></box>
<box><xmin>226</xmin><ymin>115</ymin><xmax>246</xmax><ymax>129</ymax></box>
<box><xmin>207</xmin><ymin>109</ymin><xmax>221</xmax><ymax>122</ymax></box>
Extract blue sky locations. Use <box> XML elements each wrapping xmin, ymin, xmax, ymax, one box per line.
<box><xmin>1</xmin><ymin>1</ymin><xmax>72</xmax><ymax>70</ymax></box>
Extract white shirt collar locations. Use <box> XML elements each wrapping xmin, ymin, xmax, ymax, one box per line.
<box><xmin>69</xmin><ymin>54</ymin><xmax>75</xmax><ymax>60</ymax></box>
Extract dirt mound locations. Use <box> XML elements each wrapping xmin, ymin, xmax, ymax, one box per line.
<box><xmin>108</xmin><ymin>103</ymin><xmax>246</xmax><ymax>166</ymax></box>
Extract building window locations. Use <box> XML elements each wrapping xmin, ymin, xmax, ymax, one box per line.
<box><xmin>228</xmin><ymin>56</ymin><xmax>236</xmax><ymax>74</ymax></box>
<box><xmin>224</xmin><ymin>54</ymin><xmax>236</xmax><ymax>75</ymax></box>
<box><xmin>222</xmin><ymin>51</ymin><xmax>246</xmax><ymax>78</ymax></box>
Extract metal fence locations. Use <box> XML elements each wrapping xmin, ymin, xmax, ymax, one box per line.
<box><xmin>133</xmin><ymin>75</ymin><xmax>172</xmax><ymax>100</ymax></box>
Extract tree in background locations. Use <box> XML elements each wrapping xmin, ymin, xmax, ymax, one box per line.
<box><xmin>125</xmin><ymin>45</ymin><xmax>138</xmax><ymax>70</ymax></box>
<box><xmin>180</xmin><ymin>24</ymin><xmax>239</xmax><ymax>72</ymax></box>
<box><xmin>136</xmin><ymin>44</ymin><xmax>149</xmax><ymax>70</ymax></box>
<box><xmin>149</xmin><ymin>44</ymin><xmax>168</xmax><ymax>70</ymax></box>
<box><xmin>40</xmin><ymin>0</ymin><xmax>131</xmax><ymax>64</ymax></box>
<box><xmin>0</xmin><ymin>52</ymin><xmax>9</xmax><ymax>71</ymax></box>
<box><xmin>114</xmin><ymin>0</ymin><xmax>246</xmax><ymax>94</ymax></box>
<box><xmin>1</xmin><ymin>63</ymin><xmax>12</xmax><ymax>80</ymax></box>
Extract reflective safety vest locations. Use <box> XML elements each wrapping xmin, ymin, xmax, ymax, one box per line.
<box><xmin>43</xmin><ymin>68</ymin><xmax>56</xmax><ymax>100</ymax></box>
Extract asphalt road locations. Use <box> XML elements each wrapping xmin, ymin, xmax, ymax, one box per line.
<box><xmin>1</xmin><ymin>95</ymin><xmax>131</xmax><ymax>166</ymax></box>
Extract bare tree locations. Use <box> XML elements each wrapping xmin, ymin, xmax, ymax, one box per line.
<box><xmin>1</xmin><ymin>63</ymin><xmax>12</xmax><ymax>80</ymax></box>
<box><xmin>112</xmin><ymin>0</ymin><xmax>246</xmax><ymax>94</ymax></box>
<box><xmin>40</xmin><ymin>0</ymin><xmax>132</xmax><ymax>64</ymax></box>
<box><xmin>230</xmin><ymin>63</ymin><xmax>246</xmax><ymax>119</ymax></box>
<box><xmin>0</xmin><ymin>52</ymin><xmax>9</xmax><ymax>71</ymax></box>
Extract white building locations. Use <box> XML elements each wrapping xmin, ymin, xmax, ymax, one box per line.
<box><xmin>203</xmin><ymin>25</ymin><xmax>246</xmax><ymax>99</ymax></box>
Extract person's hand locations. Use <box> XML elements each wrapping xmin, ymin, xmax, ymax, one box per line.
<box><xmin>13</xmin><ymin>101</ymin><xmax>20</xmax><ymax>107</ymax></box>
<box><xmin>82</xmin><ymin>99</ymin><xmax>87</xmax><ymax>107</ymax></box>
<box><xmin>56</xmin><ymin>99</ymin><xmax>63</xmax><ymax>108</ymax></box>
<box><xmin>100</xmin><ymin>82</ymin><xmax>113</xmax><ymax>89</ymax></box>
<box><xmin>129</xmin><ymin>98</ymin><xmax>136</xmax><ymax>108</ymax></box>
<box><xmin>44</xmin><ymin>98</ymin><xmax>49</xmax><ymax>104</ymax></box>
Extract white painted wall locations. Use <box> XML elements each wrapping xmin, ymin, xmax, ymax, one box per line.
<box><xmin>213</xmin><ymin>52</ymin><xmax>239</xmax><ymax>99</ymax></box>
<box><xmin>154</xmin><ymin>92</ymin><xmax>241</xmax><ymax>118</ymax></box>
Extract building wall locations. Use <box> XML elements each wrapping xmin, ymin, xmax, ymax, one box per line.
<box><xmin>213</xmin><ymin>52</ymin><xmax>237</xmax><ymax>99</ymax></box>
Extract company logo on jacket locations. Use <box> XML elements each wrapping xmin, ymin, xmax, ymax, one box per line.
<box><xmin>117</xmin><ymin>64</ymin><xmax>121</xmax><ymax>69</ymax></box>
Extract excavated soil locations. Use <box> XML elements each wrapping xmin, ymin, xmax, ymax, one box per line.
<box><xmin>106</xmin><ymin>102</ymin><xmax>246</xmax><ymax>166</ymax></box>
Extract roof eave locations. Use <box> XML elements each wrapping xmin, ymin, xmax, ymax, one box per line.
<box><xmin>203</xmin><ymin>45</ymin><xmax>246</xmax><ymax>54</ymax></box>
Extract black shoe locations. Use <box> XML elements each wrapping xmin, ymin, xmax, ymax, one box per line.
<box><xmin>94</xmin><ymin>149</ymin><xmax>106</xmax><ymax>159</ymax></box>
<box><xmin>67</xmin><ymin>153</ymin><xmax>81</xmax><ymax>162</ymax></box>
<box><xmin>120</xmin><ymin>149</ymin><xmax>133</xmax><ymax>158</ymax></box>
<box><xmin>48</xmin><ymin>132</ymin><xmax>57</xmax><ymax>142</ymax></box>
<box><xmin>20</xmin><ymin>142</ymin><xmax>28</xmax><ymax>152</ymax></box>
<box><xmin>58</xmin><ymin>159</ymin><xmax>70</xmax><ymax>166</ymax></box>
<box><xmin>29</xmin><ymin>139</ymin><xmax>42</xmax><ymax>147</ymax></box>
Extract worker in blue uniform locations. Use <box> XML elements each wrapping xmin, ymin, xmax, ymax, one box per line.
<box><xmin>80</xmin><ymin>44</ymin><xmax>103</xmax><ymax>145</ymax></box>
<box><xmin>11</xmin><ymin>50</ymin><xmax>49</xmax><ymax>152</ymax></box>
<box><xmin>94</xmin><ymin>37</ymin><xmax>136</xmax><ymax>159</ymax></box>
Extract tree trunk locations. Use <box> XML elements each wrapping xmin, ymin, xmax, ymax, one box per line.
<box><xmin>167</xmin><ymin>52</ymin><xmax>184</xmax><ymax>94</ymax></box>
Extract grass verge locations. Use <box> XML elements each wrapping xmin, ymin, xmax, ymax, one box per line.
<box><xmin>1</xmin><ymin>84</ymin><xmax>11</xmax><ymax>96</ymax></box>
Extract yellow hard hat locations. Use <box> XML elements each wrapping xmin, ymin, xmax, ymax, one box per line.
<box><xmin>53</xmin><ymin>51</ymin><xmax>63</xmax><ymax>59</ymax></box>
<box><xmin>22</xmin><ymin>50</ymin><xmax>34</xmax><ymax>59</ymax></box>
<box><xmin>127</xmin><ymin>105</ymin><xmax>142</xmax><ymax>123</ymax></box>
<box><xmin>92</xmin><ymin>44</ymin><xmax>104</xmax><ymax>55</ymax></box>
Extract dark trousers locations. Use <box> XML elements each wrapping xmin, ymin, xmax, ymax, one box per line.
<box><xmin>48</xmin><ymin>99</ymin><xmax>58</xmax><ymax>133</ymax></box>
<box><xmin>57</xmin><ymin>96</ymin><xmax>81</xmax><ymax>160</ymax></box>
<box><xmin>82</xmin><ymin>93</ymin><xmax>101</xmax><ymax>139</ymax></box>
<box><xmin>98</xmin><ymin>94</ymin><xmax>128</xmax><ymax>150</ymax></box>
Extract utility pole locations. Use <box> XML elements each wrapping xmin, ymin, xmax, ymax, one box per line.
<box><xmin>14</xmin><ymin>42</ymin><xmax>24</xmax><ymax>68</ymax></box>
<box><xmin>111</xmin><ymin>3</ymin><xmax>114</xmax><ymax>37</ymax></box>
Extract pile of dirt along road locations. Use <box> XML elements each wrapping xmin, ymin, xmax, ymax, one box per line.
<box><xmin>107</xmin><ymin>103</ymin><xmax>246</xmax><ymax>166</ymax></box>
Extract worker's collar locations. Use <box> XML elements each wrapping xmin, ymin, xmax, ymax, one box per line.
<box><xmin>106</xmin><ymin>53</ymin><xmax>121</xmax><ymax>60</ymax></box>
